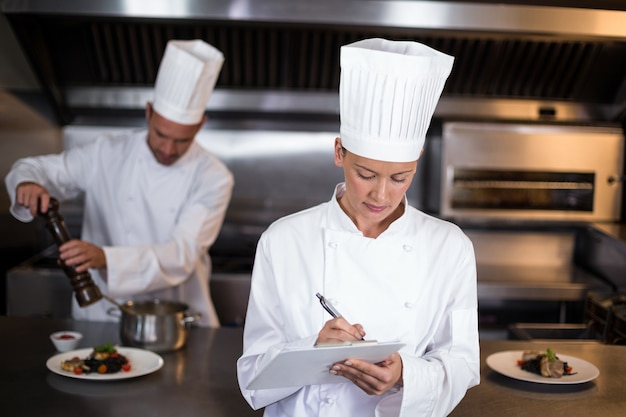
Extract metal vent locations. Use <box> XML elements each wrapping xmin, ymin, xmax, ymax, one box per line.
<box><xmin>78</xmin><ymin>22</ymin><xmax>349</xmax><ymax>90</ymax></box>
<box><xmin>5</xmin><ymin>4</ymin><xmax>626</xmax><ymax>124</ymax></box>
<box><xmin>50</xmin><ymin>20</ymin><xmax>623</xmax><ymax>105</ymax></box>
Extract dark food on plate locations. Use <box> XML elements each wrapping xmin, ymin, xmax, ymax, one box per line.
<box><xmin>61</xmin><ymin>342</ymin><xmax>131</xmax><ymax>375</ymax></box>
<box><xmin>518</xmin><ymin>348</ymin><xmax>575</xmax><ymax>378</ymax></box>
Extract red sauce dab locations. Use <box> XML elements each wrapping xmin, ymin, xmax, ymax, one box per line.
<box><xmin>57</xmin><ymin>334</ymin><xmax>76</xmax><ymax>340</ymax></box>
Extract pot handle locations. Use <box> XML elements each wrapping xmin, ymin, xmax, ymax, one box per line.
<box><xmin>181</xmin><ymin>312</ymin><xmax>202</xmax><ymax>327</ymax></box>
<box><xmin>107</xmin><ymin>307</ymin><xmax>122</xmax><ymax>318</ymax></box>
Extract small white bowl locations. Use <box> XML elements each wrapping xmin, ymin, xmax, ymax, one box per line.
<box><xmin>50</xmin><ymin>331</ymin><xmax>83</xmax><ymax>352</ymax></box>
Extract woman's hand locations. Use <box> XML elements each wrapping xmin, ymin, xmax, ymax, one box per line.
<box><xmin>315</xmin><ymin>317</ymin><xmax>366</xmax><ymax>345</ymax></box>
<box><xmin>330</xmin><ymin>352</ymin><xmax>403</xmax><ymax>396</ymax></box>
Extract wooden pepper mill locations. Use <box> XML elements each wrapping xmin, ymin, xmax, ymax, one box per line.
<box><xmin>39</xmin><ymin>197</ymin><xmax>102</xmax><ymax>307</ymax></box>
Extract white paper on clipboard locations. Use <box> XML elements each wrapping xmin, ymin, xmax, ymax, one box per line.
<box><xmin>246</xmin><ymin>341</ymin><xmax>405</xmax><ymax>390</ymax></box>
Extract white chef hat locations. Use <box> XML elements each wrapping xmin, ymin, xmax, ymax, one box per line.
<box><xmin>152</xmin><ymin>40</ymin><xmax>224</xmax><ymax>125</ymax></box>
<box><xmin>339</xmin><ymin>38</ymin><xmax>454</xmax><ymax>162</ymax></box>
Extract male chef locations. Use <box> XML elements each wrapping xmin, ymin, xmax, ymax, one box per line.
<box><xmin>5</xmin><ymin>39</ymin><xmax>234</xmax><ymax>326</ymax></box>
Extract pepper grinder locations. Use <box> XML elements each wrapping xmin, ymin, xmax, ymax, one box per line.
<box><xmin>39</xmin><ymin>197</ymin><xmax>103</xmax><ymax>307</ymax></box>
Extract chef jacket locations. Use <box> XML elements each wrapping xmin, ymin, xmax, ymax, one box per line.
<box><xmin>237</xmin><ymin>183</ymin><xmax>480</xmax><ymax>417</ymax></box>
<box><xmin>5</xmin><ymin>130</ymin><xmax>233</xmax><ymax>326</ymax></box>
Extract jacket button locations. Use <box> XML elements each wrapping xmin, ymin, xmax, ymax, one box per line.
<box><xmin>403</xmin><ymin>244</ymin><xmax>412</xmax><ymax>252</ymax></box>
<box><xmin>328</xmin><ymin>242</ymin><xmax>338</xmax><ymax>249</ymax></box>
<box><xmin>404</xmin><ymin>302</ymin><xmax>414</xmax><ymax>309</ymax></box>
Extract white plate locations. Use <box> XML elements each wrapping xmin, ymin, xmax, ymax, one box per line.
<box><xmin>46</xmin><ymin>347</ymin><xmax>164</xmax><ymax>380</ymax></box>
<box><xmin>486</xmin><ymin>350</ymin><xmax>599</xmax><ymax>384</ymax></box>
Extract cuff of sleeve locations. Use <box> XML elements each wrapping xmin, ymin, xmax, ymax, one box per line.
<box><xmin>10</xmin><ymin>204</ymin><xmax>34</xmax><ymax>223</ymax></box>
<box><xmin>397</xmin><ymin>353</ymin><xmax>441</xmax><ymax>414</ymax></box>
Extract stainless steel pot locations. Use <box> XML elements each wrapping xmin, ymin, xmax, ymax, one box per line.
<box><xmin>108</xmin><ymin>299</ymin><xmax>200</xmax><ymax>352</ymax></box>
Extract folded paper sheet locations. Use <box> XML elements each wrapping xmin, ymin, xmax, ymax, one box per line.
<box><xmin>247</xmin><ymin>341</ymin><xmax>405</xmax><ymax>389</ymax></box>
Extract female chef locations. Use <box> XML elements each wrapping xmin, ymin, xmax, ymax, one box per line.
<box><xmin>5</xmin><ymin>40</ymin><xmax>233</xmax><ymax>327</ymax></box>
<box><xmin>237</xmin><ymin>38</ymin><xmax>480</xmax><ymax>416</ymax></box>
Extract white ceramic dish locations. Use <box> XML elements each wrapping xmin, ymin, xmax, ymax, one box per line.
<box><xmin>46</xmin><ymin>347</ymin><xmax>164</xmax><ymax>380</ymax></box>
<box><xmin>50</xmin><ymin>331</ymin><xmax>83</xmax><ymax>352</ymax></box>
<box><xmin>486</xmin><ymin>350</ymin><xmax>600</xmax><ymax>384</ymax></box>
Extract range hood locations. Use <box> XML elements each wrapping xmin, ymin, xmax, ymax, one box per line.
<box><xmin>3</xmin><ymin>0</ymin><xmax>626</xmax><ymax>126</ymax></box>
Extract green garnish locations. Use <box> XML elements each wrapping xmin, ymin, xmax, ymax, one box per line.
<box><xmin>94</xmin><ymin>342</ymin><xmax>117</xmax><ymax>353</ymax></box>
<box><xmin>546</xmin><ymin>348</ymin><xmax>557</xmax><ymax>362</ymax></box>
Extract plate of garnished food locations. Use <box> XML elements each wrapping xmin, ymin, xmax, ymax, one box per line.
<box><xmin>486</xmin><ymin>348</ymin><xmax>599</xmax><ymax>384</ymax></box>
<box><xmin>46</xmin><ymin>342</ymin><xmax>163</xmax><ymax>380</ymax></box>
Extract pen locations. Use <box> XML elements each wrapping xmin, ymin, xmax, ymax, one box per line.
<box><xmin>315</xmin><ymin>292</ymin><xmax>343</xmax><ymax>318</ymax></box>
<box><xmin>316</xmin><ymin>292</ymin><xmax>366</xmax><ymax>341</ymax></box>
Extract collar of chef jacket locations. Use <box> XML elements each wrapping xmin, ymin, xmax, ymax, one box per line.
<box><xmin>327</xmin><ymin>182</ymin><xmax>410</xmax><ymax>238</ymax></box>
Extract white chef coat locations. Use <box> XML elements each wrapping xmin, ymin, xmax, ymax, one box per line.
<box><xmin>237</xmin><ymin>183</ymin><xmax>480</xmax><ymax>417</ymax></box>
<box><xmin>5</xmin><ymin>130</ymin><xmax>233</xmax><ymax>327</ymax></box>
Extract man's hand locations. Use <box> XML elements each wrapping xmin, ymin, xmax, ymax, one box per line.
<box><xmin>329</xmin><ymin>352</ymin><xmax>403</xmax><ymax>396</ymax></box>
<box><xmin>16</xmin><ymin>182</ymin><xmax>50</xmax><ymax>216</ymax></box>
<box><xmin>59</xmin><ymin>239</ymin><xmax>107</xmax><ymax>272</ymax></box>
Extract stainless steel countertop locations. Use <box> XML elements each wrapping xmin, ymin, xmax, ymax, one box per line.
<box><xmin>2</xmin><ymin>317</ymin><xmax>625</xmax><ymax>416</ymax></box>
<box><xmin>591</xmin><ymin>222</ymin><xmax>626</xmax><ymax>246</ymax></box>
<box><xmin>451</xmin><ymin>339</ymin><xmax>626</xmax><ymax>417</ymax></box>
<box><xmin>0</xmin><ymin>317</ymin><xmax>262</xmax><ymax>417</ymax></box>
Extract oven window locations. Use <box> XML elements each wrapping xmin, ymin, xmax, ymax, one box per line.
<box><xmin>451</xmin><ymin>169</ymin><xmax>595</xmax><ymax>211</ymax></box>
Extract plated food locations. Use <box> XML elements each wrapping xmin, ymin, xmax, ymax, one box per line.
<box><xmin>486</xmin><ymin>350</ymin><xmax>599</xmax><ymax>384</ymax></box>
<box><xmin>517</xmin><ymin>348</ymin><xmax>575</xmax><ymax>378</ymax></box>
<box><xmin>47</xmin><ymin>345</ymin><xmax>164</xmax><ymax>381</ymax></box>
<box><xmin>61</xmin><ymin>342</ymin><xmax>131</xmax><ymax>375</ymax></box>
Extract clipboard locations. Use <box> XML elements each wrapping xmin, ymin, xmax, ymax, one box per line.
<box><xmin>246</xmin><ymin>341</ymin><xmax>405</xmax><ymax>390</ymax></box>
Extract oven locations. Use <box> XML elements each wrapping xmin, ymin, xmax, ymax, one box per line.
<box><xmin>441</xmin><ymin>122</ymin><xmax>624</xmax><ymax>223</ymax></box>
<box><xmin>437</xmin><ymin>122</ymin><xmax>625</xmax><ymax>338</ymax></box>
